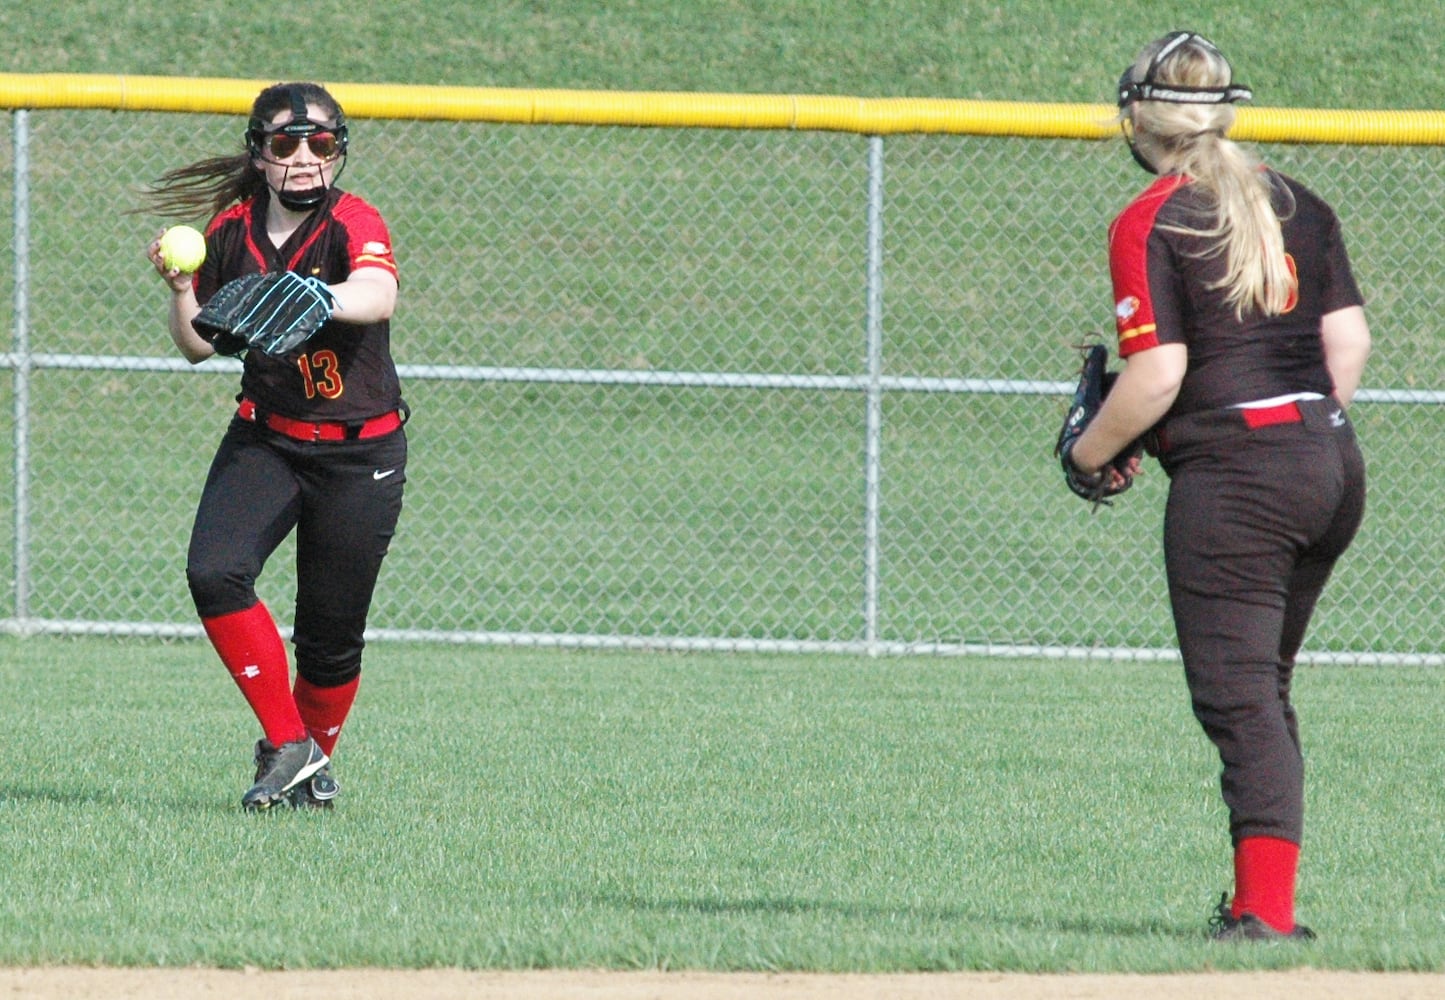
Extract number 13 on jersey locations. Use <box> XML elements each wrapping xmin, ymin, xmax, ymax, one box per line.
<box><xmin>297</xmin><ymin>350</ymin><xmax>343</xmax><ymax>400</ymax></box>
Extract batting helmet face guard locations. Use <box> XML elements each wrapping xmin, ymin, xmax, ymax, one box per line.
<box><xmin>246</xmin><ymin>84</ymin><xmax>350</xmax><ymax>210</ymax></box>
<box><xmin>1116</xmin><ymin>31</ymin><xmax>1252</xmax><ymax>173</ymax></box>
<box><xmin>1116</xmin><ymin>31</ymin><xmax>1253</xmax><ymax>110</ymax></box>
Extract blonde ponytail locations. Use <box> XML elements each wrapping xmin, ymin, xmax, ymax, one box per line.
<box><xmin>1121</xmin><ymin>36</ymin><xmax>1297</xmax><ymax>317</ymax></box>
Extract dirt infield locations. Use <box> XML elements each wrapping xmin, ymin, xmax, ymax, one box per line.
<box><xmin>3</xmin><ymin>968</ymin><xmax>1443</xmax><ymax>999</ymax></box>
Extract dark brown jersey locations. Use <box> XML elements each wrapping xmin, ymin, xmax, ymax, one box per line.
<box><xmin>1108</xmin><ymin>170</ymin><xmax>1362</xmax><ymax>416</ymax></box>
<box><xmin>196</xmin><ymin>188</ymin><xmax>402</xmax><ymax>423</ymax></box>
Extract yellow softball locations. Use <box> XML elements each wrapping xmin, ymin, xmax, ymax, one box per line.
<box><xmin>159</xmin><ymin>225</ymin><xmax>207</xmax><ymax>274</ymax></box>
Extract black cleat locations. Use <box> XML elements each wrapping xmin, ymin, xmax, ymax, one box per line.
<box><xmin>1209</xmin><ymin>893</ymin><xmax>1316</xmax><ymax>942</ymax></box>
<box><xmin>290</xmin><ymin>764</ymin><xmax>340</xmax><ymax>809</ymax></box>
<box><xmin>242</xmin><ymin>737</ymin><xmax>328</xmax><ymax>812</ymax></box>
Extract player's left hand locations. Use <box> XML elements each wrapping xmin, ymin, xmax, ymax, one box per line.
<box><xmin>191</xmin><ymin>270</ymin><xmax>337</xmax><ymax>357</ymax></box>
<box><xmin>1055</xmin><ymin>343</ymin><xmax>1143</xmax><ymax>507</ymax></box>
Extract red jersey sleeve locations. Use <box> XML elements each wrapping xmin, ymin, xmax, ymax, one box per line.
<box><xmin>1107</xmin><ymin>175</ymin><xmax>1187</xmax><ymax>358</ymax></box>
<box><xmin>332</xmin><ymin>192</ymin><xmax>399</xmax><ymax>281</ymax></box>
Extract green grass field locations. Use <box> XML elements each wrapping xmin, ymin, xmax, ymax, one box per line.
<box><xmin>2</xmin><ymin>636</ymin><xmax>1442</xmax><ymax>971</ymax></box>
<box><xmin>5</xmin><ymin>0</ymin><xmax>1445</xmax><ymax>978</ymax></box>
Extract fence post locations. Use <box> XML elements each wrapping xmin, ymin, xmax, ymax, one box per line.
<box><xmin>862</xmin><ymin>135</ymin><xmax>885</xmax><ymax>654</ymax></box>
<box><xmin>10</xmin><ymin>109</ymin><xmax>32</xmax><ymax>632</ymax></box>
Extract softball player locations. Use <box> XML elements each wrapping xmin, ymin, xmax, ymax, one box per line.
<box><xmin>144</xmin><ymin>82</ymin><xmax>407</xmax><ymax>811</ymax></box>
<box><xmin>1065</xmin><ymin>33</ymin><xmax>1371</xmax><ymax>940</ymax></box>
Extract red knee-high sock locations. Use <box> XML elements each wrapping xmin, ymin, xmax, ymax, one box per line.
<box><xmin>1232</xmin><ymin>836</ymin><xmax>1300</xmax><ymax>933</ymax></box>
<box><xmin>293</xmin><ymin>675</ymin><xmax>360</xmax><ymax>758</ymax></box>
<box><xmin>202</xmin><ymin>603</ymin><xmax>307</xmax><ymax>748</ymax></box>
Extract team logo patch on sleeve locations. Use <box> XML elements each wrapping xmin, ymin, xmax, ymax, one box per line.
<box><xmin>362</xmin><ymin>242</ymin><xmax>390</xmax><ymax>256</ymax></box>
<box><xmin>1115</xmin><ymin>296</ymin><xmax>1141</xmax><ymax>323</ymax></box>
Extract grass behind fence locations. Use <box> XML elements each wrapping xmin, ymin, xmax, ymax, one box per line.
<box><xmin>10</xmin><ymin>21</ymin><xmax>1445</xmax><ymax>654</ymax></box>
<box><xmin>4</xmin><ymin>2</ymin><xmax>1442</xmax><ymax>110</ymax></box>
<box><xmin>2</xmin><ymin>636</ymin><xmax>1442</xmax><ymax>971</ymax></box>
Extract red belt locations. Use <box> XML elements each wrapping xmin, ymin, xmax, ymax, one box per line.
<box><xmin>1239</xmin><ymin>401</ymin><xmax>1304</xmax><ymax>430</ymax></box>
<box><xmin>237</xmin><ymin>398</ymin><xmax>402</xmax><ymax>442</ymax></box>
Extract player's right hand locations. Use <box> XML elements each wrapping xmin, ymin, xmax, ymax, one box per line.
<box><xmin>146</xmin><ymin>229</ymin><xmax>196</xmax><ymax>296</ymax></box>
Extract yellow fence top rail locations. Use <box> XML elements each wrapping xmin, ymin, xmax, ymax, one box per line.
<box><xmin>3</xmin><ymin>73</ymin><xmax>1445</xmax><ymax>145</ymax></box>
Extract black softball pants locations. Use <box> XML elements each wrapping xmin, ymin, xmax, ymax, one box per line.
<box><xmin>1161</xmin><ymin>400</ymin><xmax>1365</xmax><ymax>846</ymax></box>
<box><xmin>186</xmin><ymin>416</ymin><xmax>407</xmax><ymax>687</ymax></box>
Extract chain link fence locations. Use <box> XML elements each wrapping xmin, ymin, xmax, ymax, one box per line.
<box><xmin>3</xmin><ymin>98</ymin><xmax>1444</xmax><ymax>661</ymax></box>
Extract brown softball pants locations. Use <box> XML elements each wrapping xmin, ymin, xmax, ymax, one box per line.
<box><xmin>1159</xmin><ymin>398</ymin><xmax>1365</xmax><ymax>846</ymax></box>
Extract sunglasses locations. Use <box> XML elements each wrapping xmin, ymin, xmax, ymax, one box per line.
<box><xmin>263</xmin><ymin>131</ymin><xmax>341</xmax><ymax>161</ymax></box>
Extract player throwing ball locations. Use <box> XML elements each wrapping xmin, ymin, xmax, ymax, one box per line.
<box><xmin>143</xmin><ymin>82</ymin><xmax>407</xmax><ymax>811</ymax></box>
<box><xmin>1064</xmin><ymin>33</ymin><xmax>1371</xmax><ymax>939</ymax></box>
